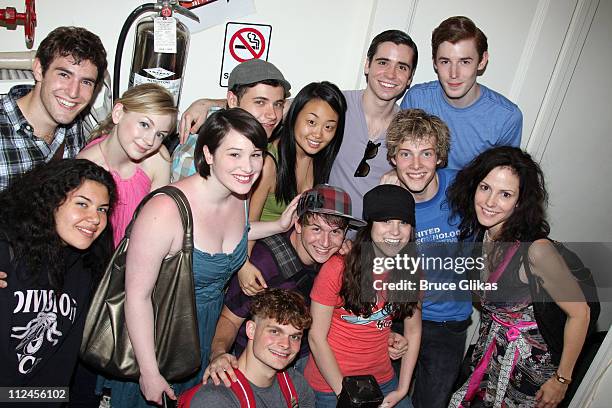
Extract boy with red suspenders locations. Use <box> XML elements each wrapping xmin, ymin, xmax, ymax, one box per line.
<box><xmin>179</xmin><ymin>288</ymin><xmax>315</xmax><ymax>407</ymax></box>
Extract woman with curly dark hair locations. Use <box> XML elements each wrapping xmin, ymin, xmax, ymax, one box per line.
<box><xmin>306</xmin><ymin>184</ymin><xmax>421</xmax><ymax>408</ymax></box>
<box><xmin>0</xmin><ymin>159</ymin><xmax>115</xmax><ymax>392</ymax></box>
<box><xmin>447</xmin><ymin>146</ymin><xmax>590</xmax><ymax>408</ymax></box>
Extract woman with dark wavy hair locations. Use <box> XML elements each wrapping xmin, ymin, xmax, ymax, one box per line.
<box><xmin>306</xmin><ymin>184</ymin><xmax>421</xmax><ymax>408</ymax></box>
<box><xmin>0</xmin><ymin>159</ymin><xmax>115</xmax><ymax>391</ymax></box>
<box><xmin>447</xmin><ymin>146</ymin><xmax>590</xmax><ymax>408</ymax></box>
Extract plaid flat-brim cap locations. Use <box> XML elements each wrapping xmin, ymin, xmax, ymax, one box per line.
<box><xmin>297</xmin><ymin>184</ymin><xmax>367</xmax><ymax>228</ymax></box>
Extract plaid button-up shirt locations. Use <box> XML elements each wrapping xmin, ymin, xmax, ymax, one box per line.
<box><xmin>0</xmin><ymin>85</ymin><xmax>86</xmax><ymax>190</ymax></box>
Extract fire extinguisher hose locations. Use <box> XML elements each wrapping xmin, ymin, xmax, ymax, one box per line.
<box><xmin>113</xmin><ymin>2</ymin><xmax>156</xmax><ymax>102</ymax></box>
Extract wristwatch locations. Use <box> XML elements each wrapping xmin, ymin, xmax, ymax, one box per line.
<box><xmin>554</xmin><ymin>372</ymin><xmax>572</xmax><ymax>384</ymax></box>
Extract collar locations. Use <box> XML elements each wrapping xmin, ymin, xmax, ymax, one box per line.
<box><xmin>4</xmin><ymin>85</ymin><xmax>36</xmax><ymax>137</ymax></box>
<box><xmin>260</xmin><ymin>230</ymin><xmax>307</xmax><ymax>280</ymax></box>
<box><xmin>4</xmin><ymin>84</ymin><xmax>81</xmax><ymax>141</ymax></box>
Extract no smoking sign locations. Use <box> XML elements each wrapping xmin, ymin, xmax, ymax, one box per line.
<box><xmin>220</xmin><ymin>22</ymin><xmax>272</xmax><ymax>87</ymax></box>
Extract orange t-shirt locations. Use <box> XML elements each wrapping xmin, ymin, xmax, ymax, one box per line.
<box><xmin>304</xmin><ymin>255</ymin><xmax>394</xmax><ymax>392</ymax></box>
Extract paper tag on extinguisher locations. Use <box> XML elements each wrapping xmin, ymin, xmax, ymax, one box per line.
<box><xmin>154</xmin><ymin>17</ymin><xmax>177</xmax><ymax>53</ymax></box>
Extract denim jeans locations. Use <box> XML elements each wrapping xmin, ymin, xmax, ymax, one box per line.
<box><xmin>412</xmin><ymin>319</ymin><xmax>469</xmax><ymax>408</ymax></box>
<box><xmin>314</xmin><ymin>375</ymin><xmax>413</xmax><ymax>408</ymax></box>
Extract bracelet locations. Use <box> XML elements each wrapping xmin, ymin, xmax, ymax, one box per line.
<box><xmin>554</xmin><ymin>372</ymin><xmax>572</xmax><ymax>384</ymax></box>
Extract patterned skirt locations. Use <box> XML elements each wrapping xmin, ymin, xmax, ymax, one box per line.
<box><xmin>449</xmin><ymin>303</ymin><xmax>557</xmax><ymax>408</ymax></box>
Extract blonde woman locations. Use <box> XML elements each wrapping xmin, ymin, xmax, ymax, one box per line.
<box><xmin>78</xmin><ymin>83</ymin><xmax>177</xmax><ymax>246</ymax></box>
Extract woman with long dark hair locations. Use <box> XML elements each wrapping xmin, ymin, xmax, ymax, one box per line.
<box><xmin>0</xmin><ymin>159</ymin><xmax>116</xmax><ymax>391</ymax></box>
<box><xmin>270</xmin><ymin>82</ymin><xmax>345</xmax><ymax>211</ymax></box>
<box><xmin>447</xmin><ymin>146</ymin><xmax>590</xmax><ymax>407</ymax></box>
<box><xmin>252</xmin><ymin>81</ymin><xmax>346</xmax><ymax>222</ymax></box>
<box><xmin>306</xmin><ymin>184</ymin><xmax>421</xmax><ymax>408</ymax></box>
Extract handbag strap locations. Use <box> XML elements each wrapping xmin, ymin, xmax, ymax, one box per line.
<box><xmin>123</xmin><ymin>186</ymin><xmax>193</xmax><ymax>251</ymax></box>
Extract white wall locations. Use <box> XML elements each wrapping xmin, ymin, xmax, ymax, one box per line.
<box><xmin>0</xmin><ymin>0</ymin><xmax>574</xmax><ymax>116</ymax></box>
<box><xmin>0</xmin><ymin>0</ymin><xmax>378</xmax><ymax>109</ymax></box>
<box><xmin>1</xmin><ymin>0</ymin><xmax>610</xmax><ymax>402</ymax></box>
<box><xmin>538</xmin><ymin>0</ymin><xmax>612</xmax><ymax>242</ymax></box>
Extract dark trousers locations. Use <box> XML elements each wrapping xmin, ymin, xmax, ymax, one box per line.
<box><xmin>67</xmin><ymin>361</ymin><xmax>100</xmax><ymax>407</ymax></box>
<box><xmin>412</xmin><ymin>319</ymin><xmax>469</xmax><ymax>408</ymax></box>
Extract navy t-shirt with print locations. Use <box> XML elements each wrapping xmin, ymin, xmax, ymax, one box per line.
<box><xmin>0</xmin><ymin>239</ymin><xmax>92</xmax><ymax>390</ymax></box>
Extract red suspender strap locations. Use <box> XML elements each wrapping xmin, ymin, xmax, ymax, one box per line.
<box><xmin>230</xmin><ymin>368</ymin><xmax>256</xmax><ymax>408</ymax></box>
<box><xmin>228</xmin><ymin>368</ymin><xmax>298</xmax><ymax>408</ymax></box>
<box><xmin>177</xmin><ymin>384</ymin><xmax>202</xmax><ymax>408</ymax></box>
<box><xmin>277</xmin><ymin>371</ymin><xmax>299</xmax><ymax>408</ymax></box>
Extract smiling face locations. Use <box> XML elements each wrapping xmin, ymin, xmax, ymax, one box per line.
<box><xmin>33</xmin><ymin>55</ymin><xmax>98</xmax><ymax>127</ymax></box>
<box><xmin>392</xmin><ymin>136</ymin><xmax>441</xmax><ymax>202</ymax></box>
<box><xmin>247</xmin><ymin>317</ymin><xmax>302</xmax><ymax>372</ymax></box>
<box><xmin>228</xmin><ymin>84</ymin><xmax>286</xmax><ymax>138</ymax></box>
<box><xmin>371</xmin><ymin>220</ymin><xmax>412</xmax><ymax>257</ymax></box>
<box><xmin>294</xmin><ymin>213</ymin><xmax>346</xmax><ymax>265</ymax></box>
<box><xmin>293</xmin><ymin>98</ymin><xmax>339</xmax><ymax>156</ymax></box>
<box><xmin>434</xmin><ymin>39</ymin><xmax>489</xmax><ymax>108</ymax></box>
<box><xmin>365</xmin><ymin>41</ymin><xmax>415</xmax><ymax>102</ymax></box>
<box><xmin>112</xmin><ymin>104</ymin><xmax>173</xmax><ymax>161</ymax></box>
<box><xmin>204</xmin><ymin>128</ymin><xmax>264</xmax><ymax>195</ymax></box>
<box><xmin>474</xmin><ymin>166</ymin><xmax>520</xmax><ymax>238</ymax></box>
<box><xmin>54</xmin><ymin>180</ymin><xmax>110</xmax><ymax>250</ymax></box>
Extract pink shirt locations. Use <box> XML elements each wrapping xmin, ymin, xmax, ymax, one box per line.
<box><xmin>83</xmin><ymin>136</ymin><xmax>152</xmax><ymax>247</ymax></box>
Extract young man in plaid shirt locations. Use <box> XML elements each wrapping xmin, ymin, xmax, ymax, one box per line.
<box><xmin>0</xmin><ymin>26</ymin><xmax>107</xmax><ymax>190</ymax></box>
<box><xmin>200</xmin><ymin>184</ymin><xmax>409</xmax><ymax>386</ymax></box>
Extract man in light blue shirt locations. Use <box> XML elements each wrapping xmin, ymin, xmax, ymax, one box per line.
<box><xmin>401</xmin><ymin>16</ymin><xmax>522</xmax><ymax>170</ymax></box>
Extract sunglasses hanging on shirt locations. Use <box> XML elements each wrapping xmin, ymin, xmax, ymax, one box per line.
<box><xmin>354</xmin><ymin>141</ymin><xmax>381</xmax><ymax>177</ymax></box>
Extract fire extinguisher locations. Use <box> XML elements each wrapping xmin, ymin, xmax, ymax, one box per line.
<box><xmin>113</xmin><ymin>0</ymin><xmax>200</xmax><ymax>106</ymax></box>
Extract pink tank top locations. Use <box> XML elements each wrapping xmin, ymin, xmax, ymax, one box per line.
<box><xmin>84</xmin><ymin>136</ymin><xmax>152</xmax><ymax>247</ymax></box>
